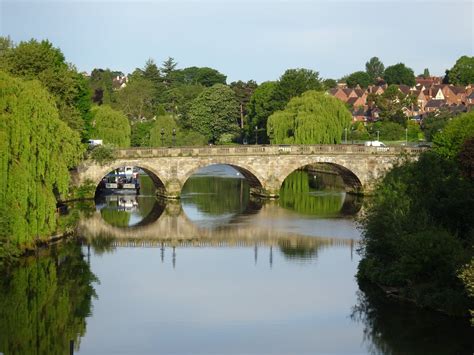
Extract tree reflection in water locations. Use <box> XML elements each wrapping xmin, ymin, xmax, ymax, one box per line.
<box><xmin>351</xmin><ymin>283</ymin><xmax>474</xmax><ymax>355</ymax></box>
<box><xmin>278</xmin><ymin>238</ymin><xmax>320</xmax><ymax>261</ymax></box>
<box><xmin>0</xmin><ymin>242</ymin><xmax>97</xmax><ymax>355</ymax></box>
<box><xmin>182</xmin><ymin>176</ymin><xmax>251</xmax><ymax>216</ymax></box>
<box><xmin>279</xmin><ymin>170</ymin><xmax>362</xmax><ymax>217</ymax></box>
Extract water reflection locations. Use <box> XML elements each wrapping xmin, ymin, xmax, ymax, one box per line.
<box><xmin>0</xmin><ymin>242</ymin><xmax>97</xmax><ymax>355</ymax></box>
<box><xmin>352</xmin><ymin>283</ymin><xmax>474</xmax><ymax>354</ymax></box>
<box><xmin>280</xmin><ymin>170</ymin><xmax>362</xmax><ymax>217</ymax></box>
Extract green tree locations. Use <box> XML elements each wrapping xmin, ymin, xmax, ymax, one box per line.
<box><xmin>89</xmin><ymin>68</ymin><xmax>117</xmax><ymax>105</ymax></box>
<box><xmin>370</xmin><ymin>121</ymin><xmax>405</xmax><ymax>141</ymax></box>
<box><xmin>174</xmin><ymin>66</ymin><xmax>227</xmax><ymax>87</ymax></box>
<box><xmin>166</xmin><ymin>83</ymin><xmax>204</xmax><ymax>119</ymax></box>
<box><xmin>274</xmin><ymin>68</ymin><xmax>323</xmax><ymax>105</ymax></box>
<box><xmin>421</xmin><ymin>108</ymin><xmax>456</xmax><ymax>141</ymax></box>
<box><xmin>433</xmin><ymin>110</ymin><xmax>474</xmax><ymax>159</ymax></box>
<box><xmin>187</xmin><ymin>84</ymin><xmax>240</xmax><ymax>143</ymax></box>
<box><xmin>230</xmin><ymin>80</ymin><xmax>258</xmax><ymax>129</ymax></box>
<box><xmin>383</xmin><ymin>63</ymin><xmax>416</xmax><ymax>86</ymax></box>
<box><xmin>351</xmin><ymin>122</ymin><xmax>370</xmax><ymax>142</ymax></box>
<box><xmin>322</xmin><ymin>78</ymin><xmax>337</xmax><ymax>90</ymax></box>
<box><xmin>346</xmin><ymin>71</ymin><xmax>372</xmax><ymax>88</ymax></box>
<box><xmin>0</xmin><ymin>39</ymin><xmax>92</xmax><ymax>138</ymax></box>
<box><xmin>114</xmin><ymin>75</ymin><xmax>155</xmax><ymax>121</ymax></box>
<box><xmin>267</xmin><ymin>90</ymin><xmax>351</xmax><ymax>144</ymax></box>
<box><xmin>421</xmin><ymin>68</ymin><xmax>430</xmax><ymax>78</ymax></box>
<box><xmin>149</xmin><ymin>114</ymin><xmax>178</xmax><ymax>146</ymax></box>
<box><xmin>447</xmin><ymin>55</ymin><xmax>474</xmax><ymax>85</ymax></box>
<box><xmin>373</xmin><ymin>84</ymin><xmax>415</xmax><ymax>124</ymax></box>
<box><xmin>0</xmin><ymin>36</ymin><xmax>13</xmax><ymax>57</ymax></box>
<box><xmin>131</xmin><ymin>121</ymin><xmax>154</xmax><ymax>147</ymax></box>
<box><xmin>357</xmin><ymin>151</ymin><xmax>474</xmax><ymax>316</ymax></box>
<box><xmin>0</xmin><ymin>71</ymin><xmax>83</xmax><ymax>248</ymax></box>
<box><xmin>246</xmin><ymin>81</ymin><xmax>279</xmax><ymax>143</ymax></box>
<box><xmin>161</xmin><ymin>57</ymin><xmax>178</xmax><ymax>84</ymax></box>
<box><xmin>365</xmin><ymin>57</ymin><xmax>385</xmax><ymax>83</ymax></box>
<box><xmin>91</xmin><ymin>105</ymin><xmax>131</xmax><ymax>147</ymax></box>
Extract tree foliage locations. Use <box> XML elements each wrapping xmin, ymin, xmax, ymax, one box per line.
<box><xmin>0</xmin><ymin>39</ymin><xmax>92</xmax><ymax>139</ymax></box>
<box><xmin>174</xmin><ymin>66</ymin><xmax>226</xmax><ymax>87</ymax></box>
<box><xmin>365</xmin><ymin>57</ymin><xmax>385</xmax><ymax>82</ymax></box>
<box><xmin>346</xmin><ymin>71</ymin><xmax>372</xmax><ymax>88</ymax></box>
<box><xmin>372</xmin><ymin>84</ymin><xmax>415</xmax><ymax>124</ymax></box>
<box><xmin>447</xmin><ymin>55</ymin><xmax>474</xmax><ymax>85</ymax></box>
<box><xmin>357</xmin><ymin>150</ymin><xmax>474</xmax><ymax>316</ymax></box>
<box><xmin>0</xmin><ymin>71</ymin><xmax>83</xmax><ymax>247</ymax></box>
<box><xmin>383</xmin><ymin>63</ymin><xmax>416</xmax><ymax>86</ymax></box>
<box><xmin>187</xmin><ymin>84</ymin><xmax>240</xmax><ymax>143</ymax></box>
<box><xmin>113</xmin><ymin>75</ymin><xmax>155</xmax><ymax>121</ymax></box>
<box><xmin>274</xmin><ymin>68</ymin><xmax>323</xmax><ymax>105</ymax></box>
<box><xmin>247</xmin><ymin>81</ymin><xmax>279</xmax><ymax>142</ymax></box>
<box><xmin>267</xmin><ymin>91</ymin><xmax>351</xmax><ymax>144</ymax></box>
<box><xmin>433</xmin><ymin>110</ymin><xmax>474</xmax><ymax>159</ymax></box>
<box><xmin>91</xmin><ymin>105</ymin><xmax>131</xmax><ymax>147</ymax></box>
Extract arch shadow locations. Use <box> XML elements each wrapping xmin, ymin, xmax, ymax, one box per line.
<box><xmin>281</xmin><ymin>162</ymin><xmax>363</xmax><ymax>194</ymax></box>
<box><xmin>181</xmin><ymin>163</ymin><xmax>264</xmax><ymax>194</ymax></box>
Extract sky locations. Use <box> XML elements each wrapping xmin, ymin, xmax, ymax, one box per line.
<box><xmin>1</xmin><ymin>0</ymin><xmax>473</xmax><ymax>83</ymax></box>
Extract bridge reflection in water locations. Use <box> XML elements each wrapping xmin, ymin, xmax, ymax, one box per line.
<box><xmin>79</xmin><ymin>168</ymin><xmax>361</xmax><ymax>266</ymax></box>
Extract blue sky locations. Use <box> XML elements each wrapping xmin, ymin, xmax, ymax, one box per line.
<box><xmin>1</xmin><ymin>0</ymin><xmax>473</xmax><ymax>83</ymax></box>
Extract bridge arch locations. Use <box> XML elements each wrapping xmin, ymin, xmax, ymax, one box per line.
<box><xmin>279</xmin><ymin>161</ymin><xmax>363</xmax><ymax>194</ymax></box>
<box><xmin>92</xmin><ymin>161</ymin><xmax>167</xmax><ymax>194</ymax></box>
<box><xmin>180</xmin><ymin>162</ymin><xmax>265</xmax><ymax>195</ymax></box>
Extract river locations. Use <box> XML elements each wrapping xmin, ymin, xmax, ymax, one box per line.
<box><xmin>0</xmin><ymin>165</ymin><xmax>472</xmax><ymax>355</ymax></box>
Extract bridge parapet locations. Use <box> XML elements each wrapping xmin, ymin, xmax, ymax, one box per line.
<box><xmin>114</xmin><ymin>144</ymin><xmax>425</xmax><ymax>159</ymax></box>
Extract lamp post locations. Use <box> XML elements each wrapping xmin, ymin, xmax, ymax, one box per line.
<box><xmin>405</xmin><ymin>127</ymin><xmax>408</xmax><ymax>146</ymax></box>
<box><xmin>269</xmin><ymin>128</ymin><xmax>274</xmax><ymax>144</ymax></box>
<box><xmin>160</xmin><ymin>128</ymin><xmax>164</xmax><ymax>147</ymax></box>
<box><xmin>172</xmin><ymin>128</ymin><xmax>176</xmax><ymax>147</ymax></box>
<box><xmin>254</xmin><ymin>126</ymin><xmax>258</xmax><ymax>145</ymax></box>
<box><xmin>376</xmin><ymin>130</ymin><xmax>380</xmax><ymax>141</ymax></box>
<box><xmin>344</xmin><ymin>127</ymin><xmax>348</xmax><ymax>144</ymax></box>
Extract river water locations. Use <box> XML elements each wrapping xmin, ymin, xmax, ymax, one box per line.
<box><xmin>0</xmin><ymin>165</ymin><xmax>473</xmax><ymax>355</ymax></box>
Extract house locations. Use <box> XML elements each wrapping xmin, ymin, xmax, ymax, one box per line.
<box><xmin>425</xmin><ymin>99</ymin><xmax>447</xmax><ymax>113</ymax></box>
<box><xmin>413</xmin><ymin>90</ymin><xmax>428</xmax><ymax>111</ymax></box>
<box><xmin>430</xmin><ymin>87</ymin><xmax>445</xmax><ymax>100</ymax></box>
<box><xmin>347</xmin><ymin>96</ymin><xmax>366</xmax><ymax>108</ymax></box>
<box><xmin>398</xmin><ymin>85</ymin><xmax>411</xmax><ymax>95</ymax></box>
<box><xmin>329</xmin><ymin>88</ymin><xmax>349</xmax><ymax>102</ymax></box>
<box><xmin>352</xmin><ymin>106</ymin><xmax>367</xmax><ymax>122</ymax></box>
<box><xmin>369</xmin><ymin>85</ymin><xmax>385</xmax><ymax>95</ymax></box>
<box><xmin>443</xmin><ymin>86</ymin><xmax>466</xmax><ymax>105</ymax></box>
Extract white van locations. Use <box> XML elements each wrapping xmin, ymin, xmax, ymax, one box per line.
<box><xmin>364</xmin><ymin>141</ymin><xmax>386</xmax><ymax>147</ymax></box>
<box><xmin>88</xmin><ymin>139</ymin><xmax>103</xmax><ymax>147</ymax></box>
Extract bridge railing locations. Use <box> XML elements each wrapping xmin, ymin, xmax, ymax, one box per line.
<box><xmin>114</xmin><ymin>144</ymin><xmax>426</xmax><ymax>158</ymax></box>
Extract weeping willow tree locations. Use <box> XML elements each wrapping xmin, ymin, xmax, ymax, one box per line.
<box><xmin>91</xmin><ymin>105</ymin><xmax>131</xmax><ymax>147</ymax></box>
<box><xmin>267</xmin><ymin>90</ymin><xmax>352</xmax><ymax>144</ymax></box>
<box><xmin>0</xmin><ymin>71</ymin><xmax>83</xmax><ymax>248</ymax></box>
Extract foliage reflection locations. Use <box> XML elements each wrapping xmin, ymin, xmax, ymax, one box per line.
<box><xmin>351</xmin><ymin>283</ymin><xmax>474</xmax><ymax>355</ymax></box>
<box><xmin>279</xmin><ymin>170</ymin><xmax>362</xmax><ymax>216</ymax></box>
<box><xmin>181</xmin><ymin>176</ymin><xmax>253</xmax><ymax>216</ymax></box>
<box><xmin>0</xmin><ymin>242</ymin><xmax>97</xmax><ymax>355</ymax></box>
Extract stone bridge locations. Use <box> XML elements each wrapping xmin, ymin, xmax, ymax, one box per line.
<box><xmin>75</xmin><ymin>144</ymin><xmax>424</xmax><ymax>198</ymax></box>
